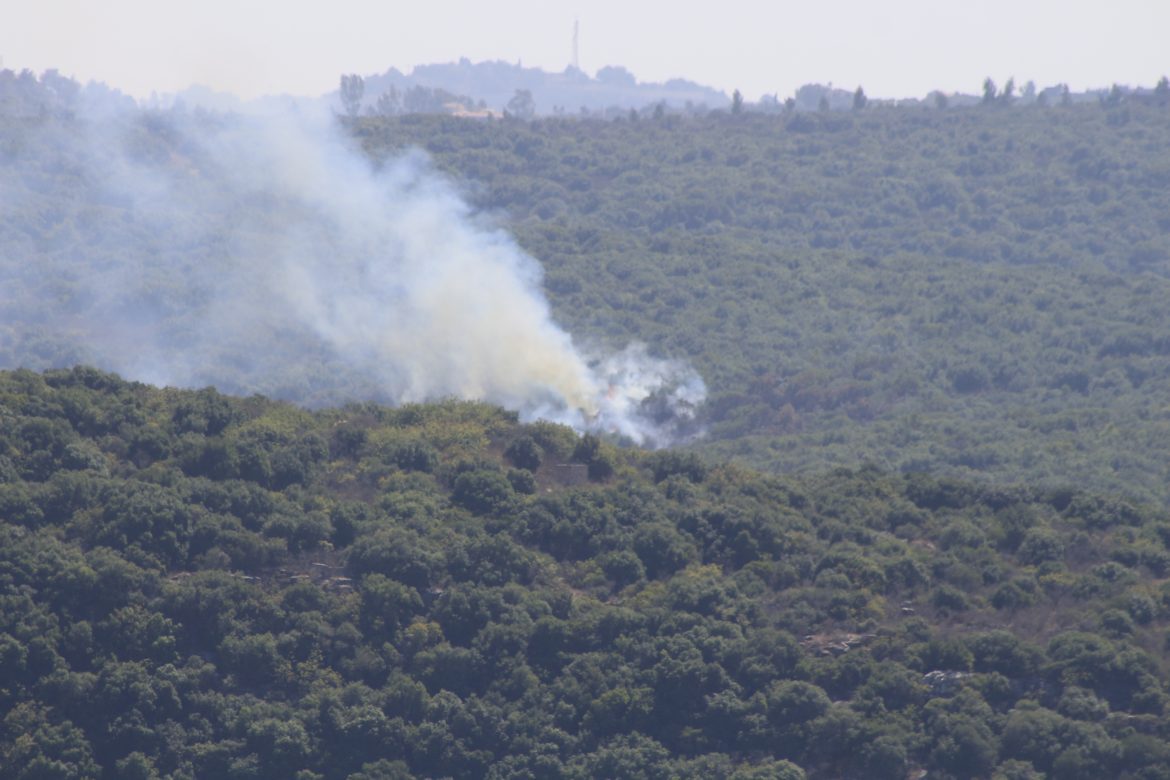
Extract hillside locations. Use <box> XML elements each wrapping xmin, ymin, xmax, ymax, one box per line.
<box><xmin>6</xmin><ymin>73</ymin><xmax>1170</xmax><ymax>502</ymax></box>
<box><xmin>4</xmin><ymin>368</ymin><xmax>1170</xmax><ymax>778</ymax></box>
<box><xmin>349</xmin><ymin>100</ymin><xmax>1170</xmax><ymax>503</ymax></box>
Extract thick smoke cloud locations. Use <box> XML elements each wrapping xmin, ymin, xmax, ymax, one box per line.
<box><xmin>0</xmin><ymin>103</ymin><xmax>704</xmax><ymax>444</ymax></box>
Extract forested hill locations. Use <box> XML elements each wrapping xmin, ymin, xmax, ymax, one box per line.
<box><xmin>5</xmin><ymin>367</ymin><xmax>1170</xmax><ymax>778</ymax></box>
<box><xmin>349</xmin><ymin>100</ymin><xmax>1170</xmax><ymax>504</ymax></box>
<box><xmin>5</xmin><ymin>82</ymin><xmax>1170</xmax><ymax>503</ymax></box>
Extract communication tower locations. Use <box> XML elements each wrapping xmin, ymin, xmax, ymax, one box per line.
<box><xmin>572</xmin><ymin>20</ymin><xmax>579</xmax><ymax>71</ymax></box>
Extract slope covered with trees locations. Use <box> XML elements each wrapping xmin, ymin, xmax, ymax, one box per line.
<box><xmin>351</xmin><ymin>99</ymin><xmax>1170</xmax><ymax>504</ymax></box>
<box><xmin>5</xmin><ymin>72</ymin><xmax>1170</xmax><ymax>503</ymax></box>
<box><xmin>4</xmin><ymin>368</ymin><xmax>1170</xmax><ymax>778</ymax></box>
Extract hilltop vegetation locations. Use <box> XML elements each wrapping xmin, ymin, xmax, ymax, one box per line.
<box><xmin>4</xmin><ymin>368</ymin><xmax>1170</xmax><ymax>778</ymax></box>
<box><xmin>349</xmin><ymin>98</ymin><xmax>1170</xmax><ymax>503</ymax></box>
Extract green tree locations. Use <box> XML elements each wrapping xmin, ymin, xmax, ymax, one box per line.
<box><xmin>506</xmin><ymin>89</ymin><xmax>535</xmax><ymax>119</ymax></box>
<box><xmin>452</xmin><ymin>469</ymin><xmax>515</xmax><ymax>515</ymax></box>
<box><xmin>1000</xmin><ymin>77</ymin><xmax>1016</xmax><ymax>105</ymax></box>
<box><xmin>374</xmin><ymin>86</ymin><xmax>401</xmax><ymax>117</ymax></box>
<box><xmin>982</xmin><ymin>78</ymin><xmax>998</xmax><ymax>104</ymax></box>
<box><xmin>360</xmin><ymin>574</ymin><xmax>423</xmax><ymax>638</ymax></box>
<box><xmin>504</xmin><ymin>435</ymin><xmax>542</xmax><ymax>470</ymax></box>
<box><xmin>731</xmin><ymin>89</ymin><xmax>744</xmax><ymax>114</ymax></box>
<box><xmin>1155</xmin><ymin>75</ymin><xmax>1170</xmax><ymax>105</ymax></box>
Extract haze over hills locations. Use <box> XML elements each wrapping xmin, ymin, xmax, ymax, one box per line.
<box><xmin>13</xmin><ymin>56</ymin><xmax>1158</xmax><ymax>120</ymax></box>
<box><xmin>141</xmin><ymin>59</ymin><xmax>1161</xmax><ymax>119</ymax></box>
<box><xmin>146</xmin><ymin>59</ymin><xmax>730</xmax><ymax>117</ymax></box>
<box><xmin>356</xmin><ymin>59</ymin><xmax>730</xmax><ymax>114</ymax></box>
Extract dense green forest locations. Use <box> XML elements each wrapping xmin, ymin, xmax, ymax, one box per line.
<box><xmin>5</xmin><ymin>75</ymin><xmax>1170</xmax><ymax>503</ymax></box>
<box><xmin>4</xmin><ymin>367</ymin><xmax>1170</xmax><ymax>778</ymax></box>
<box><xmin>6</xmin><ymin>73</ymin><xmax>1170</xmax><ymax>778</ymax></box>
<box><xmin>348</xmin><ymin>100</ymin><xmax>1170</xmax><ymax>503</ymax></box>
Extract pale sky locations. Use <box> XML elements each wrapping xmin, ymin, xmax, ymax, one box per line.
<box><xmin>3</xmin><ymin>0</ymin><xmax>1168</xmax><ymax>101</ymax></box>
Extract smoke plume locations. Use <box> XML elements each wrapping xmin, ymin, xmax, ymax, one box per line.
<box><xmin>0</xmin><ymin>100</ymin><xmax>704</xmax><ymax>445</ymax></box>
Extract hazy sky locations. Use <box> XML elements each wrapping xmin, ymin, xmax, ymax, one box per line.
<box><xmin>4</xmin><ymin>0</ymin><xmax>1167</xmax><ymax>101</ymax></box>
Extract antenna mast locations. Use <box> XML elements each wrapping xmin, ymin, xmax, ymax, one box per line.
<box><xmin>572</xmin><ymin>20</ymin><xmax>579</xmax><ymax>71</ymax></box>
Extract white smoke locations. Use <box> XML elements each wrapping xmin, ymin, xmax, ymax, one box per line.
<box><xmin>587</xmin><ymin>344</ymin><xmax>707</xmax><ymax>446</ymax></box>
<box><xmin>0</xmin><ymin>104</ymin><xmax>705</xmax><ymax>445</ymax></box>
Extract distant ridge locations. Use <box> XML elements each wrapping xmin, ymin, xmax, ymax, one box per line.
<box><xmin>357</xmin><ymin>58</ymin><xmax>730</xmax><ymax>116</ymax></box>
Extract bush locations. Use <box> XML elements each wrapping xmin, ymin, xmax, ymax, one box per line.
<box><xmin>453</xmin><ymin>469</ymin><xmax>515</xmax><ymax>515</ymax></box>
<box><xmin>504</xmin><ymin>435</ymin><xmax>543</xmax><ymax>471</ymax></box>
